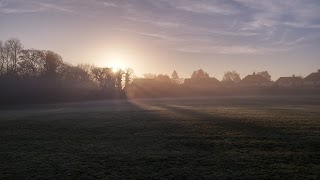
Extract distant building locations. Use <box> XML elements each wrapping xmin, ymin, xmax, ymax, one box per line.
<box><xmin>131</xmin><ymin>78</ymin><xmax>156</xmax><ymax>86</ymax></box>
<box><xmin>241</xmin><ymin>73</ymin><xmax>273</xmax><ymax>87</ymax></box>
<box><xmin>127</xmin><ymin>78</ymin><xmax>175</xmax><ymax>97</ymax></box>
<box><xmin>130</xmin><ymin>78</ymin><xmax>173</xmax><ymax>88</ymax></box>
<box><xmin>303</xmin><ymin>69</ymin><xmax>320</xmax><ymax>88</ymax></box>
<box><xmin>184</xmin><ymin>77</ymin><xmax>220</xmax><ymax>88</ymax></box>
<box><xmin>275</xmin><ymin>75</ymin><xmax>303</xmax><ymax>88</ymax></box>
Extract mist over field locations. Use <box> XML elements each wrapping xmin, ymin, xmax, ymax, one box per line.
<box><xmin>1</xmin><ymin>96</ymin><xmax>320</xmax><ymax>179</ymax></box>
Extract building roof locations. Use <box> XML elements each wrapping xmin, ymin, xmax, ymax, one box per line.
<box><xmin>184</xmin><ymin>77</ymin><xmax>220</xmax><ymax>85</ymax></box>
<box><xmin>304</xmin><ymin>70</ymin><xmax>320</xmax><ymax>81</ymax></box>
<box><xmin>275</xmin><ymin>76</ymin><xmax>303</xmax><ymax>83</ymax></box>
<box><xmin>131</xmin><ymin>78</ymin><xmax>174</xmax><ymax>88</ymax></box>
<box><xmin>241</xmin><ymin>74</ymin><xmax>270</xmax><ymax>83</ymax></box>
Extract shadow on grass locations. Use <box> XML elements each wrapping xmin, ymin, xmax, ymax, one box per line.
<box><xmin>154</xmin><ymin>102</ymin><xmax>320</xmax><ymax>151</ymax></box>
<box><xmin>1</xmin><ymin>98</ymin><xmax>320</xmax><ymax>179</ymax></box>
<box><xmin>126</xmin><ymin>99</ymin><xmax>320</xmax><ymax>179</ymax></box>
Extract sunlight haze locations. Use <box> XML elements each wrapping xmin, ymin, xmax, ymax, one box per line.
<box><xmin>1</xmin><ymin>0</ymin><xmax>320</xmax><ymax>80</ymax></box>
<box><xmin>1</xmin><ymin>1</ymin><xmax>320</xmax><ymax>179</ymax></box>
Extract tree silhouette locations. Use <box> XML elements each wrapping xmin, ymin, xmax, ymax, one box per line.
<box><xmin>222</xmin><ymin>71</ymin><xmax>241</xmax><ymax>83</ymax></box>
<box><xmin>191</xmin><ymin>69</ymin><xmax>209</xmax><ymax>79</ymax></box>
<box><xmin>5</xmin><ymin>38</ymin><xmax>23</xmax><ymax>76</ymax></box>
<box><xmin>92</xmin><ymin>67</ymin><xmax>115</xmax><ymax>91</ymax></box>
<box><xmin>171</xmin><ymin>70</ymin><xmax>182</xmax><ymax>84</ymax></box>
<box><xmin>18</xmin><ymin>49</ymin><xmax>46</xmax><ymax>78</ymax></box>
<box><xmin>43</xmin><ymin>51</ymin><xmax>63</xmax><ymax>79</ymax></box>
<box><xmin>114</xmin><ymin>69</ymin><xmax>124</xmax><ymax>92</ymax></box>
<box><xmin>143</xmin><ymin>73</ymin><xmax>157</xmax><ymax>79</ymax></box>
<box><xmin>59</xmin><ymin>63</ymin><xmax>92</xmax><ymax>83</ymax></box>
<box><xmin>257</xmin><ymin>71</ymin><xmax>271</xmax><ymax>81</ymax></box>
<box><xmin>124</xmin><ymin>68</ymin><xmax>134</xmax><ymax>88</ymax></box>
<box><xmin>156</xmin><ymin>74</ymin><xmax>171</xmax><ymax>83</ymax></box>
<box><xmin>0</xmin><ymin>37</ymin><xmax>146</xmax><ymax>103</ymax></box>
<box><xmin>2</xmin><ymin>36</ymin><xmax>318</xmax><ymax>104</ymax></box>
<box><xmin>0</xmin><ymin>41</ymin><xmax>4</xmax><ymax>76</ymax></box>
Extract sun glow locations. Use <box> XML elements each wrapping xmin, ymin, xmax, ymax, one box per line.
<box><xmin>104</xmin><ymin>54</ymin><xmax>127</xmax><ymax>72</ymax></box>
<box><xmin>98</xmin><ymin>50</ymin><xmax>133</xmax><ymax>72</ymax></box>
<box><xmin>110</xmin><ymin>60</ymin><xmax>124</xmax><ymax>72</ymax></box>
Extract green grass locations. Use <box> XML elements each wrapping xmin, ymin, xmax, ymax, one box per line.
<box><xmin>1</xmin><ymin>96</ymin><xmax>320</xmax><ymax>179</ymax></box>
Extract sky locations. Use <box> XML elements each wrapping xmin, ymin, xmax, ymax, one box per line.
<box><xmin>1</xmin><ymin>0</ymin><xmax>320</xmax><ymax>80</ymax></box>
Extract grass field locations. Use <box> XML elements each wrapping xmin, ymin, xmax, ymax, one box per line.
<box><xmin>1</xmin><ymin>96</ymin><xmax>320</xmax><ymax>179</ymax></box>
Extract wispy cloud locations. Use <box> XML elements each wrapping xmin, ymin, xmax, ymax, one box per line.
<box><xmin>0</xmin><ymin>8</ymin><xmax>38</xmax><ymax>14</ymax></box>
<box><xmin>2</xmin><ymin>0</ymin><xmax>320</xmax><ymax>55</ymax></box>
<box><xmin>177</xmin><ymin>45</ymin><xmax>262</xmax><ymax>55</ymax></box>
<box><xmin>0</xmin><ymin>0</ymin><xmax>74</xmax><ymax>14</ymax></box>
<box><xmin>175</xmin><ymin>2</ymin><xmax>239</xmax><ymax>15</ymax></box>
<box><xmin>284</xmin><ymin>22</ymin><xmax>320</xmax><ymax>29</ymax></box>
<box><xmin>234</xmin><ymin>0</ymin><xmax>320</xmax><ymax>30</ymax></box>
<box><xmin>36</xmin><ymin>2</ymin><xmax>74</xmax><ymax>14</ymax></box>
<box><xmin>103</xmin><ymin>2</ymin><xmax>117</xmax><ymax>8</ymax></box>
<box><xmin>116</xmin><ymin>28</ymin><xmax>176</xmax><ymax>41</ymax></box>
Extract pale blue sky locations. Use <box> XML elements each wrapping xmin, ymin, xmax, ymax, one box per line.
<box><xmin>1</xmin><ymin>0</ymin><xmax>320</xmax><ymax>80</ymax></box>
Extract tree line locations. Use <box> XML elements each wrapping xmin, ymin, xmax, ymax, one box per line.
<box><xmin>1</xmin><ymin>38</ymin><xmax>316</xmax><ymax>105</ymax></box>
<box><xmin>142</xmin><ymin>69</ymin><xmax>271</xmax><ymax>85</ymax></box>
<box><xmin>0</xmin><ymin>38</ymin><xmax>136</xmax><ymax>104</ymax></box>
<box><xmin>0</xmin><ymin>38</ymin><xmax>135</xmax><ymax>88</ymax></box>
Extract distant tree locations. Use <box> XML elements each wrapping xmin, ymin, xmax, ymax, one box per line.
<box><xmin>222</xmin><ymin>71</ymin><xmax>241</xmax><ymax>83</ymax></box>
<box><xmin>156</xmin><ymin>74</ymin><xmax>171</xmax><ymax>83</ymax></box>
<box><xmin>92</xmin><ymin>67</ymin><xmax>115</xmax><ymax>90</ymax></box>
<box><xmin>18</xmin><ymin>49</ymin><xmax>46</xmax><ymax>78</ymax></box>
<box><xmin>5</xmin><ymin>38</ymin><xmax>23</xmax><ymax>76</ymax></box>
<box><xmin>257</xmin><ymin>71</ymin><xmax>271</xmax><ymax>81</ymax></box>
<box><xmin>0</xmin><ymin>41</ymin><xmax>4</xmax><ymax>76</ymax></box>
<box><xmin>143</xmin><ymin>73</ymin><xmax>157</xmax><ymax>79</ymax></box>
<box><xmin>43</xmin><ymin>51</ymin><xmax>63</xmax><ymax>78</ymax></box>
<box><xmin>114</xmin><ymin>69</ymin><xmax>124</xmax><ymax>92</ymax></box>
<box><xmin>59</xmin><ymin>63</ymin><xmax>92</xmax><ymax>83</ymax></box>
<box><xmin>0</xmin><ymin>37</ymin><xmax>143</xmax><ymax>103</ymax></box>
<box><xmin>78</xmin><ymin>64</ymin><xmax>94</xmax><ymax>75</ymax></box>
<box><xmin>191</xmin><ymin>69</ymin><xmax>209</xmax><ymax>79</ymax></box>
<box><xmin>171</xmin><ymin>70</ymin><xmax>182</xmax><ymax>84</ymax></box>
<box><xmin>124</xmin><ymin>68</ymin><xmax>134</xmax><ymax>88</ymax></box>
<box><xmin>77</xmin><ymin>63</ymin><xmax>96</xmax><ymax>82</ymax></box>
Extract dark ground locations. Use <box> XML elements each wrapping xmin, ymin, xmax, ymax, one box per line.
<box><xmin>0</xmin><ymin>96</ymin><xmax>320</xmax><ymax>179</ymax></box>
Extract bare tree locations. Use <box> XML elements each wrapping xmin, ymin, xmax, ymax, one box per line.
<box><xmin>114</xmin><ymin>69</ymin><xmax>124</xmax><ymax>92</ymax></box>
<box><xmin>2</xmin><ymin>41</ymin><xmax>10</xmax><ymax>76</ymax></box>
<box><xmin>0</xmin><ymin>41</ymin><xmax>4</xmax><ymax>76</ymax></box>
<box><xmin>124</xmin><ymin>68</ymin><xmax>134</xmax><ymax>88</ymax></box>
<box><xmin>91</xmin><ymin>67</ymin><xmax>115</xmax><ymax>90</ymax></box>
<box><xmin>18</xmin><ymin>49</ymin><xmax>46</xmax><ymax>78</ymax></box>
<box><xmin>5</xmin><ymin>38</ymin><xmax>23</xmax><ymax>76</ymax></box>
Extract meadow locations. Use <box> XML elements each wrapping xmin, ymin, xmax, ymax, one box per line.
<box><xmin>1</xmin><ymin>96</ymin><xmax>320</xmax><ymax>179</ymax></box>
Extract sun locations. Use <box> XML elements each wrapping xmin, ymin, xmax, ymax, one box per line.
<box><xmin>109</xmin><ymin>58</ymin><xmax>125</xmax><ymax>72</ymax></box>
<box><xmin>99</xmin><ymin>52</ymin><xmax>128</xmax><ymax>72</ymax></box>
<box><xmin>111</xmin><ymin>62</ymin><xmax>122</xmax><ymax>72</ymax></box>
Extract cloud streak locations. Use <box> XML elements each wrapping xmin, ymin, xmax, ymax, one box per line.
<box><xmin>1</xmin><ymin>0</ymin><xmax>320</xmax><ymax>55</ymax></box>
<box><xmin>0</xmin><ymin>0</ymin><xmax>74</xmax><ymax>14</ymax></box>
<box><xmin>106</xmin><ymin>0</ymin><xmax>320</xmax><ymax>54</ymax></box>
